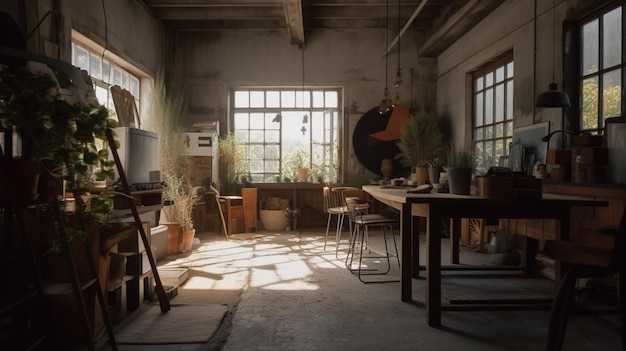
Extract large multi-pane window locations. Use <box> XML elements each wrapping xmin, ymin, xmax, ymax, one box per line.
<box><xmin>231</xmin><ymin>89</ymin><xmax>341</xmax><ymax>183</ymax></box>
<box><xmin>579</xmin><ymin>4</ymin><xmax>623</xmax><ymax>133</ymax></box>
<box><xmin>71</xmin><ymin>32</ymin><xmax>142</xmax><ymax>121</ymax></box>
<box><xmin>472</xmin><ymin>54</ymin><xmax>514</xmax><ymax>174</ymax></box>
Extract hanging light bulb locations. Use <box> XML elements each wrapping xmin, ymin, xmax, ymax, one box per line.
<box><xmin>379</xmin><ymin>0</ymin><xmax>395</xmax><ymax>114</ymax></box>
<box><xmin>394</xmin><ymin>0</ymin><xmax>403</xmax><ymax>91</ymax></box>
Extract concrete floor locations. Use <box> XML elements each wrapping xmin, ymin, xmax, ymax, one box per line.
<box><xmin>97</xmin><ymin>228</ymin><xmax>622</xmax><ymax>350</ymax></box>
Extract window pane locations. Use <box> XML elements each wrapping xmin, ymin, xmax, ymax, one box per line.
<box><xmin>281</xmin><ymin>91</ymin><xmax>296</xmax><ymax>107</ymax></box>
<box><xmin>112</xmin><ymin>68</ymin><xmax>122</xmax><ymax>86</ymax></box>
<box><xmin>249</xmin><ymin>112</ymin><xmax>264</xmax><ymax>129</ymax></box>
<box><xmin>495</xmin><ymin>66</ymin><xmax>505</xmax><ymax>83</ymax></box>
<box><xmin>103</xmin><ymin>61</ymin><xmax>111</xmax><ymax>83</ymax></box>
<box><xmin>476</xmin><ymin>76</ymin><xmax>484</xmax><ymax>91</ymax></box>
<box><xmin>495</xmin><ymin>123</ymin><xmax>504</xmax><ymax>138</ymax></box>
<box><xmin>250</xmin><ymin>91</ymin><xmax>265</xmax><ymax>108</ymax></box>
<box><xmin>485</xmin><ymin>125</ymin><xmax>494</xmax><ymax>139</ymax></box>
<box><xmin>234</xmin><ymin>113</ymin><xmax>249</xmax><ymax>129</ymax></box>
<box><xmin>485</xmin><ymin>72</ymin><xmax>493</xmax><ymax>87</ymax></box>
<box><xmin>312</xmin><ymin>91</ymin><xmax>325</xmax><ymax>107</ymax></box>
<box><xmin>76</xmin><ymin>46</ymin><xmax>88</xmax><ymax>70</ymax></box>
<box><xmin>89</xmin><ymin>53</ymin><xmax>102</xmax><ymax>79</ymax></box>
<box><xmin>475</xmin><ymin>92</ymin><xmax>484</xmax><ymax>126</ymax></box>
<box><xmin>582</xmin><ymin>77</ymin><xmax>599</xmax><ymax>130</ymax></box>
<box><xmin>506</xmin><ymin>80</ymin><xmax>513</xmax><ymax>119</ymax></box>
<box><xmin>325</xmin><ymin>91</ymin><xmax>338</xmax><ymax>108</ymax></box>
<box><xmin>603</xmin><ymin>69</ymin><xmax>621</xmax><ymax>119</ymax></box>
<box><xmin>485</xmin><ymin>88</ymin><xmax>494</xmax><ymax>124</ymax></box>
<box><xmin>130</xmin><ymin>76</ymin><xmax>139</xmax><ymax>98</ymax></box>
<box><xmin>506</xmin><ymin>62</ymin><xmax>514</xmax><ymax>79</ymax></box>
<box><xmin>122</xmin><ymin>72</ymin><xmax>130</xmax><ymax>90</ymax></box>
<box><xmin>582</xmin><ymin>19</ymin><xmax>599</xmax><ymax>74</ymax></box>
<box><xmin>267</xmin><ymin>91</ymin><xmax>280</xmax><ymax>107</ymax></box>
<box><xmin>235</xmin><ymin>91</ymin><xmax>249</xmax><ymax>108</ymax></box>
<box><xmin>603</xmin><ymin>7</ymin><xmax>622</xmax><ymax>68</ymax></box>
<box><xmin>495</xmin><ymin>84</ymin><xmax>504</xmax><ymax>122</ymax></box>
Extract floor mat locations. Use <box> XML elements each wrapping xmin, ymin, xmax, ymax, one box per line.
<box><xmin>115</xmin><ymin>303</ymin><xmax>228</xmax><ymax>344</ymax></box>
<box><xmin>228</xmin><ymin>232</ymin><xmax>265</xmax><ymax>240</ymax></box>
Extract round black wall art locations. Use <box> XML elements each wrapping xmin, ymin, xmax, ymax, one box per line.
<box><xmin>352</xmin><ymin>105</ymin><xmax>411</xmax><ymax>178</ymax></box>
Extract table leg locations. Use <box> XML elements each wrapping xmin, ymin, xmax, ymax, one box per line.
<box><xmin>401</xmin><ymin>202</ymin><xmax>413</xmax><ymax>302</ymax></box>
<box><xmin>427</xmin><ymin>208</ymin><xmax>442</xmax><ymax>326</ymax></box>
<box><xmin>450</xmin><ymin>217</ymin><xmax>461</xmax><ymax>264</ymax></box>
<box><xmin>412</xmin><ymin>216</ymin><xmax>421</xmax><ymax>279</ymax></box>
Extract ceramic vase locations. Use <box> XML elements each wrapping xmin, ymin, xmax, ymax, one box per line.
<box><xmin>380</xmin><ymin>158</ymin><xmax>394</xmax><ymax>179</ymax></box>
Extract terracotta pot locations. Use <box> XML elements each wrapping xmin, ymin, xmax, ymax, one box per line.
<box><xmin>182</xmin><ymin>229</ymin><xmax>196</xmax><ymax>252</ymax></box>
<box><xmin>297</xmin><ymin>167</ymin><xmax>309</xmax><ymax>182</ymax></box>
<box><xmin>163</xmin><ymin>222</ymin><xmax>183</xmax><ymax>255</ymax></box>
<box><xmin>380</xmin><ymin>158</ymin><xmax>393</xmax><ymax>179</ymax></box>
<box><xmin>415</xmin><ymin>166</ymin><xmax>430</xmax><ymax>185</ymax></box>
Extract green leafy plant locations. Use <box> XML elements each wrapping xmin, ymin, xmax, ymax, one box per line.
<box><xmin>445</xmin><ymin>143</ymin><xmax>475</xmax><ymax>169</ymax></box>
<box><xmin>396</xmin><ymin>109</ymin><xmax>444</xmax><ymax>168</ymax></box>
<box><xmin>282</xmin><ymin>148</ymin><xmax>309</xmax><ymax>181</ymax></box>
<box><xmin>218</xmin><ymin>132</ymin><xmax>248</xmax><ymax>194</ymax></box>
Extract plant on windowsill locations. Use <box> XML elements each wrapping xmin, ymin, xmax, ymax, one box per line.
<box><xmin>283</xmin><ymin>148</ymin><xmax>310</xmax><ymax>182</ymax></box>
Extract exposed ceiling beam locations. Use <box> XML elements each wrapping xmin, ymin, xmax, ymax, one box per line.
<box><xmin>384</xmin><ymin>0</ymin><xmax>428</xmax><ymax>56</ymax></box>
<box><xmin>283</xmin><ymin>0</ymin><xmax>305</xmax><ymax>46</ymax></box>
<box><xmin>417</xmin><ymin>0</ymin><xmax>506</xmax><ymax>57</ymax></box>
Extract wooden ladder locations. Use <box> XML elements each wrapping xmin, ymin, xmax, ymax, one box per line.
<box><xmin>106</xmin><ymin>128</ymin><xmax>171</xmax><ymax>312</ymax></box>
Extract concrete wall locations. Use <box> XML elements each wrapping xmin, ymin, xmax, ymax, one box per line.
<box><xmin>168</xmin><ymin>28</ymin><xmax>432</xmax><ymax>184</ymax></box>
<box><xmin>435</xmin><ymin>0</ymin><xmax>606</xmax><ymax>149</ymax></box>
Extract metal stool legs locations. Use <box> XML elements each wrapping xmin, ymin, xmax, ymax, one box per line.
<box><xmin>345</xmin><ymin>219</ymin><xmax>400</xmax><ymax>283</ymax></box>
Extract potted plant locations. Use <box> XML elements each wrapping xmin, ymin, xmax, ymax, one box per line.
<box><xmin>143</xmin><ymin>71</ymin><xmax>193</xmax><ymax>254</ymax></box>
<box><xmin>487</xmin><ymin>224</ymin><xmax>521</xmax><ymax>266</ymax></box>
<box><xmin>218</xmin><ymin>132</ymin><xmax>248</xmax><ymax>194</ymax></box>
<box><xmin>283</xmin><ymin>148</ymin><xmax>310</xmax><ymax>182</ymax></box>
<box><xmin>445</xmin><ymin>143</ymin><xmax>475</xmax><ymax>195</ymax></box>
<box><xmin>396</xmin><ymin>109</ymin><xmax>444</xmax><ymax>185</ymax></box>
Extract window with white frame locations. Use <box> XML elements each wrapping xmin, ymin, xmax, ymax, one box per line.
<box><xmin>71</xmin><ymin>34</ymin><xmax>142</xmax><ymax>121</ymax></box>
<box><xmin>472</xmin><ymin>53</ymin><xmax>514</xmax><ymax>174</ymax></box>
<box><xmin>231</xmin><ymin>88</ymin><xmax>341</xmax><ymax>183</ymax></box>
<box><xmin>579</xmin><ymin>4</ymin><xmax>623</xmax><ymax>133</ymax></box>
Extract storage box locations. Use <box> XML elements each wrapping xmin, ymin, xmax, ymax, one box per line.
<box><xmin>477</xmin><ymin>176</ymin><xmax>542</xmax><ymax>199</ymax></box>
<box><xmin>572</xmin><ymin>147</ymin><xmax>608</xmax><ymax>166</ymax></box>
<box><xmin>547</xmin><ymin>149</ymin><xmax>572</xmax><ymax>165</ymax></box>
<box><xmin>150</xmin><ymin>224</ymin><xmax>168</xmax><ymax>261</ymax></box>
<box><xmin>126</xmin><ymin>252</ymin><xmax>151</xmax><ymax>275</ymax></box>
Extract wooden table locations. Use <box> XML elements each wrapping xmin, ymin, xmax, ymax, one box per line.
<box><xmin>362</xmin><ymin>185</ymin><xmax>608</xmax><ymax>327</ymax></box>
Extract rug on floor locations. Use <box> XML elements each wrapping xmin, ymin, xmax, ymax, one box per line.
<box><xmin>228</xmin><ymin>232</ymin><xmax>265</xmax><ymax>240</ymax></box>
<box><xmin>115</xmin><ymin>303</ymin><xmax>228</xmax><ymax>344</ymax></box>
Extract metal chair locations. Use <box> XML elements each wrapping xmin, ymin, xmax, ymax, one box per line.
<box><xmin>543</xmin><ymin>220</ymin><xmax>625</xmax><ymax>350</ymax></box>
<box><xmin>322</xmin><ymin>186</ymin><xmax>358</xmax><ymax>252</ymax></box>
<box><xmin>343</xmin><ymin>189</ymin><xmax>399</xmax><ymax>283</ymax></box>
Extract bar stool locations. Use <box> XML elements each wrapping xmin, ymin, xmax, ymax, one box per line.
<box><xmin>343</xmin><ymin>190</ymin><xmax>399</xmax><ymax>283</ymax></box>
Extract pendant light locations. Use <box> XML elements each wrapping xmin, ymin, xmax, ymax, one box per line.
<box><xmin>378</xmin><ymin>0</ymin><xmax>394</xmax><ymax>114</ymax></box>
<box><xmin>394</xmin><ymin>0</ymin><xmax>403</xmax><ymax>105</ymax></box>
<box><xmin>535</xmin><ymin>0</ymin><xmax>571</xmax><ymax>108</ymax></box>
<box><xmin>300</xmin><ymin>45</ymin><xmax>308</xmax><ymax>134</ymax></box>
